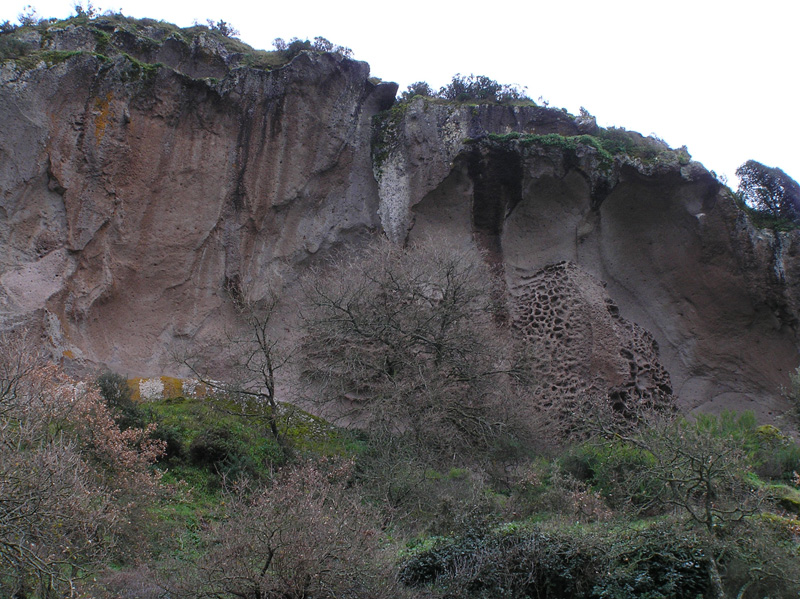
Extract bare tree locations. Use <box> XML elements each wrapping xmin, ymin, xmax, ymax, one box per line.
<box><xmin>182</xmin><ymin>289</ymin><xmax>295</xmax><ymax>458</ymax></box>
<box><xmin>177</xmin><ymin>460</ymin><xmax>405</xmax><ymax>599</ymax></box>
<box><xmin>300</xmin><ymin>239</ymin><xmax>532</xmax><ymax>465</ymax></box>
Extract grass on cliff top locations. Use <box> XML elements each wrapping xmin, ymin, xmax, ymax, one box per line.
<box><xmin>476</xmin><ymin>128</ymin><xmax>691</xmax><ymax>167</ymax></box>
<box><xmin>1</xmin><ymin>13</ymin><xmax>290</xmax><ymax>72</ymax></box>
<box><xmin>371</xmin><ymin>94</ymin><xmax>690</xmax><ymax>174</ymax></box>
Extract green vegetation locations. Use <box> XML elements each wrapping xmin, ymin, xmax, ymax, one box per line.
<box><xmin>734</xmin><ymin>160</ymin><xmax>800</xmax><ymax>230</ymax></box>
<box><xmin>731</xmin><ymin>188</ymin><xmax>800</xmax><ymax>231</ymax></box>
<box><xmin>475</xmin><ymin>128</ymin><xmax>689</xmax><ymax>170</ymax></box>
<box><xmin>1</xmin><ymin>16</ymin><xmax>799</xmax><ymax>595</ymax></box>
<box><xmin>398</xmin><ymin>73</ymin><xmax>532</xmax><ymax>105</ymax></box>
<box><xmin>486</xmin><ymin>132</ymin><xmax>615</xmax><ymax>167</ymax></box>
<box><xmin>120</xmin><ymin>52</ymin><xmax>162</xmax><ymax>80</ymax></box>
<box><xmin>0</xmin><ymin>35</ymin><xmax>29</xmax><ymax>60</ymax></box>
<box><xmin>372</xmin><ymin>96</ymin><xmax>689</xmax><ymax>178</ymax></box>
<box><xmin>3</xmin><ymin>260</ymin><xmax>800</xmax><ymax>599</ymax></box>
<box><xmin>400</xmin><ymin>523</ymin><xmax>711</xmax><ymax>599</ymax></box>
<box><xmin>14</xmin><ymin>49</ymin><xmax>83</xmax><ymax>70</ymax></box>
<box><xmin>272</xmin><ymin>35</ymin><xmax>353</xmax><ymax>60</ymax></box>
<box><xmin>0</xmin><ymin>11</ymin><xmax>352</xmax><ymax>79</ymax></box>
<box><xmin>737</xmin><ymin>160</ymin><xmax>800</xmax><ymax>221</ymax></box>
<box><xmin>371</xmin><ymin>101</ymin><xmax>410</xmax><ymax>172</ymax></box>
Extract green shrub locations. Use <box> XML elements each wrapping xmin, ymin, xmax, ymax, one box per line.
<box><xmin>591</xmin><ymin>524</ymin><xmax>708</xmax><ymax>599</ymax></box>
<box><xmin>400</xmin><ymin>81</ymin><xmax>434</xmax><ymax>101</ymax></box>
<box><xmin>187</xmin><ymin>422</ymin><xmax>286</xmax><ymax>483</ymax></box>
<box><xmin>438</xmin><ymin>73</ymin><xmax>530</xmax><ymax>104</ymax></box>
<box><xmin>150</xmin><ymin>423</ymin><xmax>185</xmax><ymax>461</ymax></box>
<box><xmin>752</xmin><ymin>425</ymin><xmax>800</xmax><ymax>481</ymax></box>
<box><xmin>0</xmin><ymin>36</ymin><xmax>30</xmax><ymax>60</ymax></box>
<box><xmin>399</xmin><ymin>527</ymin><xmax>599</xmax><ymax>597</ymax></box>
<box><xmin>561</xmin><ymin>440</ymin><xmax>656</xmax><ymax>507</ymax></box>
<box><xmin>97</xmin><ymin>370</ymin><xmax>147</xmax><ymax>430</ymax></box>
<box><xmin>189</xmin><ymin>426</ymin><xmax>256</xmax><ymax>479</ymax></box>
<box><xmin>689</xmin><ymin>411</ymin><xmax>800</xmax><ymax>481</ymax></box>
<box><xmin>205</xmin><ymin>19</ymin><xmax>238</xmax><ymax>38</ymax></box>
<box><xmin>400</xmin><ymin>522</ymin><xmax>711</xmax><ymax>599</ymax></box>
<box><xmin>271</xmin><ymin>35</ymin><xmax>352</xmax><ymax>60</ymax></box>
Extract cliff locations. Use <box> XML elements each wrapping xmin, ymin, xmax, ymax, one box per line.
<box><xmin>1</xmin><ymin>16</ymin><xmax>798</xmax><ymax>421</ymax></box>
<box><xmin>1</xmin><ymin>16</ymin><xmax>395</xmax><ymax>372</ymax></box>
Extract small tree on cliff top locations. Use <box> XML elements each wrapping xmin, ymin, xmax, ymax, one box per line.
<box><xmin>438</xmin><ymin>73</ymin><xmax>529</xmax><ymax>103</ymax></box>
<box><xmin>736</xmin><ymin>159</ymin><xmax>800</xmax><ymax>223</ymax></box>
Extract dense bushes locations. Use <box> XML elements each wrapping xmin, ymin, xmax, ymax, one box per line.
<box><xmin>272</xmin><ymin>35</ymin><xmax>353</xmax><ymax>60</ymax></box>
<box><xmin>400</xmin><ymin>523</ymin><xmax>710</xmax><ymax>599</ymax></box>
<box><xmin>439</xmin><ymin>73</ymin><xmax>529</xmax><ymax>103</ymax></box>
<box><xmin>175</xmin><ymin>461</ymin><xmax>405</xmax><ymax>599</ymax></box>
<box><xmin>0</xmin><ymin>331</ymin><xmax>164</xmax><ymax>597</ymax></box>
<box><xmin>398</xmin><ymin>73</ymin><xmax>531</xmax><ymax>104</ymax></box>
<box><xmin>189</xmin><ymin>426</ymin><xmax>255</xmax><ymax>474</ymax></box>
<box><xmin>3</xmin><ymin>239</ymin><xmax>800</xmax><ymax>598</ymax></box>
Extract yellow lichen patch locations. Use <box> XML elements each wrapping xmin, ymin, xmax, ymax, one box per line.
<box><xmin>126</xmin><ymin>376</ymin><xmax>212</xmax><ymax>401</ymax></box>
<box><xmin>93</xmin><ymin>91</ymin><xmax>113</xmax><ymax>142</ymax></box>
<box><xmin>183</xmin><ymin>379</ymin><xmax>214</xmax><ymax>398</ymax></box>
<box><xmin>61</xmin><ymin>349</ymin><xmax>74</xmax><ymax>359</ymax></box>
<box><xmin>128</xmin><ymin>377</ymin><xmax>143</xmax><ymax>402</ymax></box>
<box><xmin>160</xmin><ymin>376</ymin><xmax>184</xmax><ymax>399</ymax></box>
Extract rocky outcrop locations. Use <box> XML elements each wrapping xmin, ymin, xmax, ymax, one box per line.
<box><xmin>389</xmin><ymin>112</ymin><xmax>800</xmax><ymax>421</ymax></box>
<box><xmin>373</xmin><ymin>98</ymin><xmax>594</xmax><ymax>243</ymax></box>
<box><xmin>1</xmin><ymin>18</ymin><xmax>798</xmax><ymax>421</ymax></box>
<box><xmin>0</xmin><ymin>21</ymin><xmax>395</xmax><ymax>372</ymax></box>
<box><xmin>510</xmin><ymin>261</ymin><xmax>674</xmax><ymax>421</ymax></box>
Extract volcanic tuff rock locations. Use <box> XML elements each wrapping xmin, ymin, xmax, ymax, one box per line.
<box><xmin>1</xmin><ymin>19</ymin><xmax>395</xmax><ymax>372</ymax></box>
<box><xmin>1</xmin><ymin>18</ymin><xmax>798</xmax><ymax>420</ymax></box>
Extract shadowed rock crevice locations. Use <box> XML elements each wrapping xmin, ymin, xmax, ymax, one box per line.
<box><xmin>467</xmin><ymin>146</ymin><xmax>523</xmax><ymax>264</ymax></box>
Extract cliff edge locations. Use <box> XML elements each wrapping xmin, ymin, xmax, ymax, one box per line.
<box><xmin>1</xmin><ymin>16</ymin><xmax>798</xmax><ymax>421</ymax></box>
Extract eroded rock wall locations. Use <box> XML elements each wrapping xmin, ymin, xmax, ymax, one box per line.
<box><xmin>373</xmin><ymin>97</ymin><xmax>592</xmax><ymax>243</ymax></box>
<box><xmin>384</xmin><ymin>110</ymin><xmax>800</xmax><ymax>421</ymax></box>
<box><xmin>0</xmin><ymin>47</ymin><xmax>395</xmax><ymax>373</ymax></box>
<box><xmin>2</xmin><ymin>26</ymin><xmax>798</xmax><ymax>421</ymax></box>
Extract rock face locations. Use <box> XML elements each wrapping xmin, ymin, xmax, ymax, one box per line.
<box><xmin>379</xmin><ymin>105</ymin><xmax>800</xmax><ymax>421</ymax></box>
<box><xmin>1</xmin><ymin>19</ymin><xmax>799</xmax><ymax>421</ymax></box>
<box><xmin>1</xmin><ymin>21</ymin><xmax>395</xmax><ymax>372</ymax></box>
<box><xmin>510</xmin><ymin>261</ymin><xmax>674</xmax><ymax>421</ymax></box>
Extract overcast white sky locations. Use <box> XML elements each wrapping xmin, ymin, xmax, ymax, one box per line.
<box><xmin>3</xmin><ymin>0</ymin><xmax>798</xmax><ymax>184</ymax></box>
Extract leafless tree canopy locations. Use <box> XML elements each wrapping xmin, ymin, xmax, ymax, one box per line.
<box><xmin>177</xmin><ymin>460</ymin><xmax>404</xmax><ymax>599</ymax></box>
<box><xmin>180</xmin><ymin>289</ymin><xmax>296</xmax><ymax>456</ymax></box>
<box><xmin>301</xmin><ymin>239</ymin><xmax>531</xmax><ymax>462</ymax></box>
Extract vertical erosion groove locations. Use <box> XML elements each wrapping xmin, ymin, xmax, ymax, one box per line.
<box><xmin>467</xmin><ymin>146</ymin><xmax>523</xmax><ymax>264</ymax></box>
